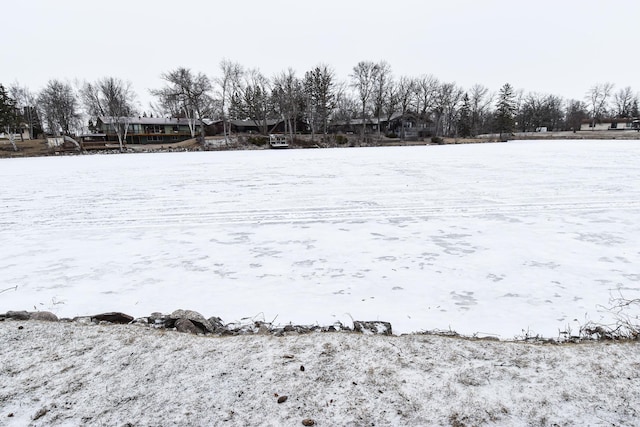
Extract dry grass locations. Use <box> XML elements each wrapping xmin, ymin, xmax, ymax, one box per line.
<box><xmin>0</xmin><ymin>139</ymin><xmax>51</xmax><ymax>158</ymax></box>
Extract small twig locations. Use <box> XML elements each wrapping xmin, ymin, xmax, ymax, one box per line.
<box><xmin>344</xmin><ymin>312</ymin><xmax>355</xmax><ymax>327</ymax></box>
<box><xmin>493</xmin><ymin>363</ymin><xmax>518</xmax><ymax>368</ymax></box>
<box><xmin>388</xmin><ymin>341</ymin><xmax>403</xmax><ymax>355</ymax></box>
<box><xmin>252</xmin><ymin>312</ymin><xmax>266</xmax><ymax>322</ymax></box>
<box><xmin>269</xmin><ymin>314</ymin><xmax>279</xmax><ymax>326</ymax></box>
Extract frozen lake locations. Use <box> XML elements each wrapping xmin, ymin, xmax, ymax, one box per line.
<box><xmin>2</xmin><ymin>140</ymin><xmax>639</xmax><ymax>338</ymax></box>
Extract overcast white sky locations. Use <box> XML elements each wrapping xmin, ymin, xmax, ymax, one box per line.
<box><xmin>3</xmin><ymin>0</ymin><xmax>638</xmax><ymax>111</ymax></box>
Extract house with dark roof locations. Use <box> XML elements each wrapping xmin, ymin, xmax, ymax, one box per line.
<box><xmin>96</xmin><ymin>117</ymin><xmax>203</xmax><ymax>144</ymax></box>
<box><xmin>228</xmin><ymin>119</ymin><xmax>285</xmax><ymax>134</ymax></box>
<box><xmin>329</xmin><ymin>112</ymin><xmax>435</xmax><ymax>139</ymax></box>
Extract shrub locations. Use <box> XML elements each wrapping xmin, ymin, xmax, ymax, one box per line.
<box><xmin>247</xmin><ymin>136</ymin><xmax>268</xmax><ymax>146</ymax></box>
<box><xmin>334</xmin><ymin>135</ymin><xmax>349</xmax><ymax>145</ymax></box>
<box><xmin>431</xmin><ymin>136</ymin><xmax>445</xmax><ymax>145</ymax></box>
<box><xmin>557</xmin><ymin>294</ymin><xmax>640</xmax><ymax>342</ymax></box>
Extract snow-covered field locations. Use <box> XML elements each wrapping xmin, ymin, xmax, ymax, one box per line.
<box><xmin>2</xmin><ymin>321</ymin><xmax>640</xmax><ymax>426</ymax></box>
<box><xmin>2</xmin><ymin>140</ymin><xmax>639</xmax><ymax>338</ymax></box>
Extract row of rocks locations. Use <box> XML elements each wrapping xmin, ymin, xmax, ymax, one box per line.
<box><xmin>1</xmin><ymin>309</ymin><xmax>393</xmax><ymax>336</ymax></box>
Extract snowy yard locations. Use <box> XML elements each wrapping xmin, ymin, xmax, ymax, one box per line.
<box><xmin>1</xmin><ymin>321</ymin><xmax>639</xmax><ymax>426</ymax></box>
<box><xmin>1</xmin><ymin>140</ymin><xmax>640</xmax><ymax>338</ymax></box>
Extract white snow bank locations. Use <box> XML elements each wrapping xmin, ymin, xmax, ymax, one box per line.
<box><xmin>1</xmin><ymin>321</ymin><xmax>639</xmax><ymax>426</ymax></box>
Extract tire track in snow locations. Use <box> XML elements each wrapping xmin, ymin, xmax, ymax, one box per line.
<box><xmin>3</xmin><ymin>197</ymin><xmax>639</xmax><ymax>232</ymax></box>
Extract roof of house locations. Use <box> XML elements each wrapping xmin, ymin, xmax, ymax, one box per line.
<box><xmin>98</xmin><ymin>116</ymin><xmax>202</xmax><ymax>126</ymax></box>
<box><xmin>229</xmin><ymin>119</ymin><xmax>282</xmax><ymax>127</ymax></box>
<box><xmin>201</xmin><ymin>118</ymin><xmax>223</xmax><ymax>126</ymax></box>
<box><xmin>580</xmin><ymin>117</ymin><xmax>638</xmax><ymax>124</ymax></box>
<box><xmin>330</xmin><ymin>112</ymin><xmax>404</xmax><ymax>127</ymax></box>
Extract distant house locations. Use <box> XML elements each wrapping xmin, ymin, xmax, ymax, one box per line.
<box><xmin>0</xmin><ymin>122</ymin><xmax>33</xmax><ymax>141</ymax></box>
<box><xmin>96</xmin><ymin>117</ymin><xmax>203</xmax><ymax>144</ymax></box>
<box><xmin>329</xmin><ymin>117</ymin><xmax>378</xmax><ymax>134</ymax></box>
<box><xmin>580</xmin><ymin>118</ymin><xmax>639</xmax><ymax>131</ymax></box>
<box><xmin>202</xmin><ymin>118</ymin><xmax>224</xmax><ymax>135</ymax></box>
<box><xmin>329</xmin><ymin>112</ymin><xmax>435</xmax><ymax>138</ymax></box>
<box><xmin>229</xmin><ymin>119</ymin><xmax>284</xmax><ymax>134</ymax></box>
<box><xmin>201</xmin><ymin>118</ymin><xmax>282</xmax><ymax>135</ymax></box>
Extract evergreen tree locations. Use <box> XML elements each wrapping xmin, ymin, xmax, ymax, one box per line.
<box><xmin>631</xmin><ymin>99</ymin><xmax>639</xmax><ymax>118</ymax></box>
<box><xmin>494</xmin><ymin>83</ymin><xmax>516</xmax><ymax>138</ymax></box>
<box><xmin>87</xmin><ymin>118</ymin><xmax>98</xmax><ymax>133</ymax></box>
<box><xmin>0</xmin><ymin>84</ymin><xmax>14</xmax><ymax>124</ymax></box>
<box><xmin>0</xmin><ymin>84</ymin><xmax>19</xmax><ymax>151</ymax></box>
<box><xmin>304</xmin><ymin>65</ymin><xmax>337</xmax><ymax>140</ymax></box>
<box><xmin>457</xmin><ymin>93</ymin><xmax>472</xmax><ymax>137</ymax></box>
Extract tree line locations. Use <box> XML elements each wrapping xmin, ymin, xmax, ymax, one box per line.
<box><xmin>1</xmin><ymin>60</ymin><xmax>639</xmax><ymax>150</ymax></box>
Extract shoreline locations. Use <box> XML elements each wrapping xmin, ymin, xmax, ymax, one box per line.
<box><xmin>2</xmin><ymin>308</ymin><xmax>634</xmax><ymax>343</ymax></box>
<box><xmin>2</xmin><ymin>130</ymin><xmax>640</xmax><ymax>160</ymax></box>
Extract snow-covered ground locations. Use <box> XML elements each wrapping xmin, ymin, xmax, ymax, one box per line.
<box><xmin>2</xmin><ymin>320</ymin><xmax>640</xmax><ymax>426</ymax></box>
<box><xmin>1</xmin><ymin>140</ymin><xmax>640</xmax><ymax>338</ymax></box>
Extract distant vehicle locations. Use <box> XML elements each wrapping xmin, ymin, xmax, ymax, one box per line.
<box><xmin>269</xmin><ymin>134</ymin><xmax>289</xmax><ymax>149</ymax></box>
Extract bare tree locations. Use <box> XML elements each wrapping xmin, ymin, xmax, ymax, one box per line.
<box><xmin>518</xmin><ymin>92</ymin><xmax>565</xmax><ymax>132</ymax></box>
<box><xmin>350</xmin><ymin>61</ymin><xmax>379</xmax><ymax>140</ymax></box>
<box><xmin>382</xmin><ymin>78</ymin><xmax>399</xmax><ymax>135</ymax></box>
<box><xmin>414</xmin><ymin>75</ymin><xmax>439</xmax><ymax>130</ymax></box>
<box><xmin>236</xmin><ymin>68</ymin><xmax>273</xmax><ymax>135</ymax></box>
<box><xmin>544</xmin><ymin>94</ymin><xmax>565</xmax><ymax>131</ymax></box>
<box><xmin>613</xmin><ymin>86</ymin><xmax>636</xmax><ymax>118</ymax></box>
<box><xmin>586</xmin><ymin>82</ymin><xmax>614</xmax><ymax>129</ymax></box>
<box><xmin>81</xmin><ymin>77</ymin><xmax>137</xmax><ymax>152</ymax></box>
<box><xmin>372</xmin><ymin>61</ymin><xmax>392</xmax><ymax>137</ymax></box>
<box><xmin>519</xmin><ymin>92</ymin><xmax>545</xmax><ymax>132</ymax></box>
<box><xmin>396</xmin><ymin>76</ymin><xmax>416</xmax><ymax>140</ymax></box>
<box><xmin>9</xmin><ymin>83</ymin><xmax>40</xmax><ymax>140</ymax></box>
<box><xmin>469</xmin><ymin>84</ymin><xmax>492</xmax><ymax>136</ymax></box>
<box><xmin>433</xmin><ymin>82</ymin><xmax>463</xmax><ymax>137</ymax></box>
<box><xmin>272</xmin><ymin>68</ymin><xmax>304</xmax><ymax>142</ymax></box>
<box><xmin>565</xmin><ymin>99</ymin><xmax>588</xmax><ymax>132</ymax></box>
<box><xmin>216</xmin><ymin>59</ymin><xmax>244</xmax><ymax>143</ymax></box>
<box><xmin>150</xmin><ymin>92</ymin><xmax>182</xmax><ymax>118</ymax></box>
<box><xmin>38</xmin><ymin>79</ymin><xmax>80</xmax><ymax>137</ymax></box>
<box><xmin>152</xmin><ymin>68</ymin><xmax>213</xmax><ymax>141</ymax></box>
<box><xmin>331</xmin><ymin>89</ymin><xmax>358</xmax><ymax>129</ymax></box>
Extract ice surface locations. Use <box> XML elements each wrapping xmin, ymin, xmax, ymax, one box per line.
<box><xmin>2</xmin><ymin>140</ymin><xmax>639</xmax><ymax>338</ymax></box>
